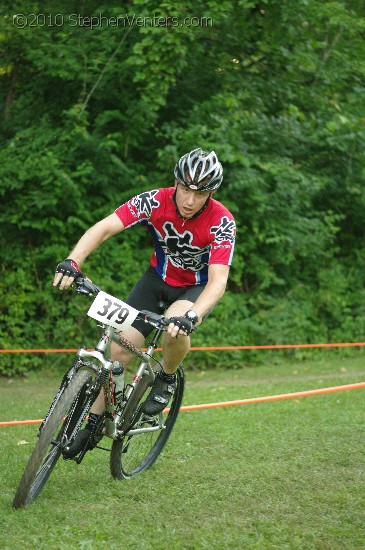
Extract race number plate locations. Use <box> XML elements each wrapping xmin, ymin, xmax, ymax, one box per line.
<box><xmin>87</xmin><ymin>291</ymin><xmax>139</xmax><ymax>331</ymax></box>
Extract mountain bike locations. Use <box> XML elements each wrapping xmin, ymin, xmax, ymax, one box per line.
<box><xmin>13</xmin><ymin>278</ymin><xmax>185</xmax><ymax>509</ymax></box>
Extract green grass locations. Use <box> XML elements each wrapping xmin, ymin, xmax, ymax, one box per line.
<box><xmin>1</xmin><ymin>354</ymin><xmax>365</xmax><ymax>549</ymax></box>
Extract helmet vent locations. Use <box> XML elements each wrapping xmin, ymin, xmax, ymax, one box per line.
<box><xmin>174</xmin><ymin>148</ymin><xmax>223</xmax><ymax>192</ymax></box>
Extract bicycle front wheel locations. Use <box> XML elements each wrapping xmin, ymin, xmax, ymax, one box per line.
<box><xmin>13</xmin><ymin>370</ymin><xmax>92</xmax><ymax>508</ymax></box>
<box><xmin>110</xmin><ymin>365</ymin><xmax>185</xmax><ymax>480</ymax></box>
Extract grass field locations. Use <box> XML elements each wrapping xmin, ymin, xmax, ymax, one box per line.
<box><xmin>1</xmin><ymin>354</ymin><xmax>364</xmax><ymax>549</ymax></box>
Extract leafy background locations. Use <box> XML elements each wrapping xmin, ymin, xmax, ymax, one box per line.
<box><xmin>1</xmin><ymin>0</ymin><xmax>365</xmax><ymax>374</ymax></box>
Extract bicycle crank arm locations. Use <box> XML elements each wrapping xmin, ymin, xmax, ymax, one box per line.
<box><xmin>125</xmin><ymin>424</ymin><xmax>166</xmax><ymax>436</ymax></box>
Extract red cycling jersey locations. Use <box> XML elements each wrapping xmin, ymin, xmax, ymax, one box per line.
<box><xmin>115</xmin><ymin>187</ymin><xmax>236</xmax><ymax>287</ymax></box>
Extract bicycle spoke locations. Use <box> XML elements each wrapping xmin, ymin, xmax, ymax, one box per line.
<box><xmin>110</xmin><ymin>366</ymin><xmax>185</xmax><ymax>479</ymax></box>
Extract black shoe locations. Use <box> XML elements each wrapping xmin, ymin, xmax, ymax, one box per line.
<box><xmin>63</xmin><ymin>426</ymin><xmax>94</xmax><ymax>459</ymax></box>
<box><xmin>141</xmin><ymin>372</ymin><xmax>177</xmax><ymax>416</ymax></box>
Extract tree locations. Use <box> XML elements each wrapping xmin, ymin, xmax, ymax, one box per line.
<box><xmin>0</xmin><ymin>0</ymin><xmax>364</xmax><ymax>374</ymax></box>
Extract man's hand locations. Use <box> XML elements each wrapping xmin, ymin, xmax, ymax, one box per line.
<box><xmin>167</xmin><ymin>316</ymin><xmax>195</xmax><ymax>338</ymax></box>
<box><xmin>53</xmin><ymin>259</ymin><xmax>84</xmax><ymax>290</ymax></box>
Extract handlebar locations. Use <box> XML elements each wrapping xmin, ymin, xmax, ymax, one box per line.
<box><xmin>138</xmin><ymin>310</ymin><xmax>170</xmax><ymax>330</ymax></box>
<box><xmin>71</xmin><ymin>277</ymin><xmax>169</xmax><ymax>330</ymax></box>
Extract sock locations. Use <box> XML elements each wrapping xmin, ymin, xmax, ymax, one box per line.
<box><xmin>159</xmin><ymin>370</ymin><xmax>176</xmax><ymax>383</ymax></box>
<box><xmin>86</xmin><ymin>412</ymin><xmax>100</xmax><ymax>430</ymax></box>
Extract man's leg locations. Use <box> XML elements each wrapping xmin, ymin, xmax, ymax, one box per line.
<box><xmin>111</xmin><ymin>327</ymin><xmax>146</xmax><ymax>364</ymax></box>
<box><xmin>161</xmin><ymin>299</ymin><xmax>194</xmax><ymax>374</ymax></box>
<box><xmin>63</xmin><ymin>327</ymin><xmax>145</xmax><ymax>457</ymax></box>
<box><xmin>89</xmin><ymin>327</ymin><xmax>146</xmax><ymax>414</ymax></box>
<box><xmin>141</xmin><ymin>300</ymin><xmax>193</xmax><ymax>415</ymax></box>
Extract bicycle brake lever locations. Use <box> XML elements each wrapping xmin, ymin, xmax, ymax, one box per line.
<box><xmin>138</xmin><ymin>310</ymin><xmax>169</xmax><ymax>329</ymax></box>
<box><xmin>72</xmin><ymin>277</ymin><xmax>101</xmax><ymax>296</ymax></box>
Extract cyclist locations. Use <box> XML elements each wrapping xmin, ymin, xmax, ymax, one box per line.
<box><xmin>53</xmin><ymin>148</ymin><xmax>236</xmax><ymax>456</ymax></box>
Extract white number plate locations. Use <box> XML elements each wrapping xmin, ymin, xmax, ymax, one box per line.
<box><xmin>87</xmin><ymin>291</ymin><xmax>139</xmax><ymax>331</ymax></box>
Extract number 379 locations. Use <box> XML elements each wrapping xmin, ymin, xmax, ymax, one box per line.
<box><xmin>97</xmin><ymin>298</ymin><xmax>130</xmax><ymax>325</ymax></box>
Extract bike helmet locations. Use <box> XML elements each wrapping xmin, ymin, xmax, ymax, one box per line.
<box><xmin>174</xmin><ymin>148</ymin><xmax>223</xmax><ymax>192</ymax></box>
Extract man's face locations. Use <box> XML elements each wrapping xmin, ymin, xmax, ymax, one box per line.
<box><xmin>174</xmin><ymin>182</ymin><xmax>211</xmax><ymax>219</ymax></box>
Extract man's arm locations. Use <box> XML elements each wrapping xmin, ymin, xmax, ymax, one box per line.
<box><xmin>191</xmin><ymin>264</ymin><xmax>230</xmax><ymax>322</ymax></box>
<box><xmin>166</xmin><ymin>264</ymin><xmax>230</xmax><ymax>338</ymax></box>
<box><xmin>53</xmin><ymin>213</ymin><xmax>124</xmax><ymax>290</ymax></box>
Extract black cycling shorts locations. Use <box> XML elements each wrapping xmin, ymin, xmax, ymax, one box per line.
<box><xmin>125</xmin><ymin>266</ymin><xmax>206</xmax><ymax>337</ymax></box>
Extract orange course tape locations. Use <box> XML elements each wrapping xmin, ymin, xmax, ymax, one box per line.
<box><xmin>175</xmin><ymin>381</ymin><xmax>365</xmax><ymax>411</ymax></box>
<box><xmin>1</xmin><ymin>342</ymin><xmax>365</xmax><ymax>353</ymax></box>
<box><xmin>1</xmin><ymin>381</ymin><xmax>365</xmax><ymax>427</ymax></box>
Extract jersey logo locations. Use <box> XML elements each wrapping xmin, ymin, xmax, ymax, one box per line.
<box><xmin>160</xmin><ymin>222</ymin><xmax>210</xmax><ymax>271</ymax></box>
<box><xmin>130</xmin><ymin>190</ymin><xmax>160</xmax><ymax>218</ymax></box>
<box><xmin>211</xmin><ymin>216</ymin><xmax>236</xmax><ymax>244</ymax></box>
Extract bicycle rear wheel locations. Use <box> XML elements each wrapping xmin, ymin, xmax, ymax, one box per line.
<box><xmin>110</xmin><ymin>365</ymin><xmax>185</xmax><ymax>479</ymax></box>
<box><xmin>13</xmin><ymin>370</ymin><xmax>93</xmax><ymax>508</ymax></box>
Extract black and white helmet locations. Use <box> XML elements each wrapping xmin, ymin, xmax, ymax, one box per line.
<box><xmin>174</xmin><ymin>148</ymin><xmax>223</xmax><ymax>192</ymax></box>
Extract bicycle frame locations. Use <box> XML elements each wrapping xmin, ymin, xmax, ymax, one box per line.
<box><xmin>75</xmin><ymin>322</ymin><xmax>165</xmax><ymax>442</ymax></box>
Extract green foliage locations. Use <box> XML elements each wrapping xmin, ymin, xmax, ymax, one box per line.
<box><xmin>0</xmin><ymin>0</ymin><xmax>364</xmax><ymax>374</ymax></box>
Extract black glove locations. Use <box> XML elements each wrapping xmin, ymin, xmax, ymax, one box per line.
<box><xmin>168</xmin><ymin>316</ymin><xmax>195</xmax><ymax>335</ymax></box>
<box><xmin>55</xmin><ymin>259</ymin><xmax>84</xmax><ymax>281</ymax></box>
